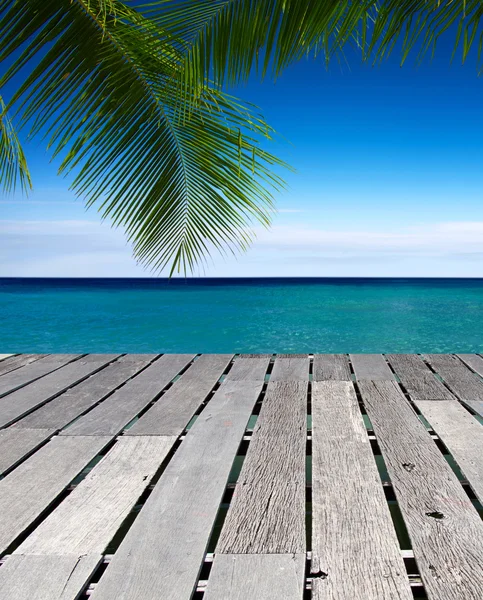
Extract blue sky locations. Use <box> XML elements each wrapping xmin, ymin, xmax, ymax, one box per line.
<box><xmin>2</xmin><ymin>33</ymin><xmax>483</xmax><ymax>277</ymax></box>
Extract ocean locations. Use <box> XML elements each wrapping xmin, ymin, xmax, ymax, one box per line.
<box><xmin>1</xmin><ymin>277</ymin><xmax>483</xmax><ymax>353</ymax></box>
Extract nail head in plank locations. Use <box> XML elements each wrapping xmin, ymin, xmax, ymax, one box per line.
<box><xmin>311</xmin><ymin>381</ymin><xmax>412</xmax><ymax>600</ymax></box>
<box><xmin>125</xmin><ymin>354</ymin><xmax>232</xmax><ymax>436</ymax></box>
<box><xmin>217</xmin><ymin>380</ymin><xmax>307</xmax><ymax>554</ymax></box>
<box><xmin>386</xmin><ymin>355</ymin><xmax>454</xmax><ymax>400</ymax></box>
<box><xmin>313</xmin><ymin>354</ymin><xmax>351</xmax><ymax>381</ymax></box>
<box><xmin>0</xmin><ymin>355</ymin><xmax>120</xmax><ymax>428</ymax></box>
<box><xmin>15</xmin><ymin>355</ymin><xmax>155</xmax><ymax>430</ymax></box>
<box><xmin>0</xmin><ymin>355</ymin><xmax>48</xmax><ymax>377</ymax></box>
<box><xmin>0</xmin><ymin>554</ymin><xmax>101</xmax><ymax>600</ymax></box>
<box><xmin>17</xmin><ymin>436</ymin><xmax>176</xmax><ymax>556</ymax></box>
<box><xmin>0</xmin><ymin>435</ymin><xmax>111</xmax><ymax>554</ymax></box>
<box><xmin>270</xmin><ymin>356</ymin><xmax>309</xmax><ymax>381</ymax></box>
<box><xmin>0</xmin><ymin>428</ymin><xmax>55</xmax><ymax>474</ymax></box>
<box><xmin>89</xmin><ymin>378</ymin><xmax>263</xmax><ymax>600</ymax></box>
<box><xmin>359</xmin><ymin>380</ymin><xmax>483</xmax><ymax>600</ymax></box>
<box><xmin>350</xmin><ymin>354</ymin><xmax>395</xmax><ymax>380</ymax></box>
<box><xmin>203</xmin><ymin>554</ymin><xmax>306</xmax><ymax>600</ymax></box>
<box><xmin>60</xmin><ymin>354</ymin><xmax>195</xmax><ymax>436</ymax></box>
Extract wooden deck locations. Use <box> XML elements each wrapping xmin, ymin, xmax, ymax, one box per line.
<box><xmin>0</xmin><ymin>353</ymin><xmax>481</xmax><ymax>599</ymax></box>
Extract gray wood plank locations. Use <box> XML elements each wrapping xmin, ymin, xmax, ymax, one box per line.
<box><xmin>350</xmin><ymin>354</ymin><xmax>395</xmax><ymax>380</ymax></box>
<box><xmin>17</xmin><ymin>436</ymin><xmax>176</xmax><ymax>555</ymax></box>
<box><xmin>203</xmin><ymin>554</ymin><xmax>306</xmax><ymax>600</ymax></box>
<box><xmin>60</xmin><ymin>354</ymin><xmax>195</xmax><ymax>436</ymax></box>
<box><xmin>0</xmin><ymin>435</ymin><xmax>110</xmax><ymax>553</ymax></box>
<box><xmin>413</xmin><ymin>399</ymin><xmax>483</xmax><ymax>504</ymax></box>
<box><xmin>0</xmin><ymin>354</ymin><xmax>48</xmax><ymax>377</ymax></box>
<box><xmin>386</xmin><ymin>354</ymin><xmax>454</xmax><ymax>400</ymax></box>
<box><xmin>224</xmin><ymin>356</ymin><xmax>269</xmax><ymax>381</ymax></box>
<box><xmin>0</xmin><ymin>354</ymin><xmax>80</xmax><ymax>398</ymax></box>
<box><xmin>0</xmin><ymin>354</ymin><xmax>15</xmax><ymax>361</ymax></box>
<box><xmin>0</xmin><ymin>354</ymin><xmax>120</xmax><ymax>428</ymax></box>
<box><xmin>89</xmin><ymin>377</ymin><xmax>264</xmax><ymax>600</ymax></box>
<box><xmin>0</xmin><ymin>554</ymin><xmax>101</xmax><ymax>600</ymax></box>
<box><xmin>457</xmin><ymin>354</ymin><xmax>483</xmax><ymax>377</ymax></box>
<box><xmin>217</xmin><ymin>380</ymin><xmax>307</xmax><ymax>553</ymax></box>
<box><xmin>15</xmin><ymin>354</ymin><xmax>155</xmax><ymax>430</ymax></box>
<box><xmin>0</xmin><ymin>428</ymin><xmax>54</xmax><ymax>474</ymax></box>
<box><xmin>270</xmin><ymin>356</ymin><xmax>309</xmax><ymax>381</ymax></box>
<box><xmin>359</xmin><ymin>380</ymin><xmax>483</xmax><ymax>600</ymax></box>
<box><xmin>125</xmin><ymin>354</ymin><xmax>232</xmax><ymax>436</ymax></box>
<box><xmin>313</xmin><ymin>354</ymin><xmax>351</xmax><ymax>381</ymax></box>
<box><xmin>311</xmin><ymin>381</ymin><xmax>412</xmax><ymax>600</ymax></box>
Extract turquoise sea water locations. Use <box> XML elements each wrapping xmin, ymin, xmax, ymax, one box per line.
<box><xmin>2</xmin><ymin>278</ymin><xmax>483</xmax><ymax>353</ymax></box>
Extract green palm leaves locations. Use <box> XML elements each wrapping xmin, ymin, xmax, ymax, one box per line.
<box><xmin>1</xmin><ymin>1</ymin><xmax>482</xmax><ymax>273</ymax></box>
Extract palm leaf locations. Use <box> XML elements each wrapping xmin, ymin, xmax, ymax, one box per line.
<box><xmin>0</xmin><ymin>95</ymin><xmax>31</xmax><ymax>194</ymax></box>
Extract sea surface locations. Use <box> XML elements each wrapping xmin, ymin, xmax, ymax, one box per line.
<box><xmin>1</xmin><ymin>278</ymin><xmax>483</xmax><ymax>353</ymax></box>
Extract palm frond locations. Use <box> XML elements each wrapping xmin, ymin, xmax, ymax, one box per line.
<box><xmin>0</xmin><ymin>95</ymin><xmax>31</xmax><ymax>194</ymax></box>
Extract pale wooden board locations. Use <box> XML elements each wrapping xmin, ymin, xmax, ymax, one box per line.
<box><xmin>203</xmin><ymin>554</ymin><xmax>306</xmax><ymax>600</ymax></box>
<box><xmin>0</xmin><ymin>435</ymin><xmax>110</xmax><ymax>553</ymax></box>
<box><xmin>217</xmin><ymin>380</ymin><xmax>307</xmax><ymax>553</ymax></box>
<box><xmin>359</xmin><ymin>380</ymin><xmax>483</xmax><ymax>600</ymax></box>
<box><xmin>60</xmin><ymin>354</ymin><xmax>195</xmax><ymax>436</ymax></box>
<box><xmin>0</xmin><ymin>554</ymin><xmax>101</xmax><ymax>600</ymax></box>
<box><xmin>0</xmin><ymin>428</ymin><xmax>55</xmax><ymax>474</ymax></box>
<box><xmin>270</xmin><ymin>356</ymin><xmax>309</xmax><ymax>381</ymax></box>
<box><xmin>15</xmin><ymin>354</ymin><xmax>155</xmax><ymax>430</ymax></box>
<box><xmin>125</xmin><ymin>354</ymin><xmax>232</xmax><ymax>436</ymax></box>
<box><xmin>0</xmin><ymin>354</ymin><xmax>15</xmax><ymax>361</ymax></box>
<box><xmin>313</xmin><ymin>354</ymin><xmax>351</xmax><ymax>381</ymax></box>
<box><xmin>311</xmin><ymin>381</ymin><xmax>412</xmax><ymax>600</ymax></box>
<box><xmin>386</xmin><ymin>354</ymin><xmax>454</xmax><ymax>400</ymax></box>
<box><xmin>89</xmin><ymin>378</ymin><xmax>264</xmax><ymax>600</ymax></box>
<box><xmin>0</xmin><ymin>354</ymin><xmax>79</xmax><ymax>398</ymax></box>
<box><xmin>18</xmin><ymin>436</ymin><xmax>176</xmax><ymax>555</ymax></box>
<box><xmin>350</xmin><ymin>354</ymin><xmax>395</xmax><ymax>380</ymax></box>
<box><xmin>224</xmin><ymin>356</ymin><xmax>270</xmax><ymax>381</ymax></box>
<box><xmin>457</xmin><ymin>354</ymin><xmax>483</xmax><ymax>377</ymax></box>
<box><xmin>414</xmin><ymin>399</ymin><xmax>483</xmax><ymax>504</ymax></box>
<box><xmin>0</xmin><ymin>354</ymin><xmax>119</xmax><ymax>428</ymax></box>
<box><xmin>0</xmin><ymin>354</ymin><xmax>48</xmax><ymax>377</ymax></box>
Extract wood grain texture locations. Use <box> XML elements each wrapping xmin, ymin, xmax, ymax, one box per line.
<box><xmin>0</xmin><ymin>554</ymin><xmax>101</xmax><ymax>600</ymax></box>
<box><xmin>225</xmin><ymin>356</ymin><xmax>270</xmax><ymax>381</ymax></box>
<box><xmin>350</xmin><ymin>354</ymin><xmax>394</xmax><ymax>380</ymax></box>
<box><xmin>270</xmin><ymin>356</ymin><xmax>309</xmax><ymax>381</ymax></box>
<box><xmin>126</xmin><ymin>354</ymin><xmax>232</xmax><ymax>435</ymax></box>
<box><xmin>313</xmin><ymin>354</ymin><xmax>351</xmax><ymax>381</ymax></box>
<box><xmin>311</xmin><ymin>381</ymin><xmax>412</xmax><ymax>600</ymax></box>
<box><xmin>413</xmin><ymin>399</ymin><xmax>483</xmax><ymax>504</ymax></box>
<box><xmin>456</xmin><ymin>354</ymin><xmax>483</xmax><ymax>377</ymax></box>
<box><xmin>15</xmin><ymin>355</ymin><xmax>155</xmax><ymax>430</ymax></box>
<box><xmin>0</xmin><ymin>428</ymin><xmax>54</xmax><ymax>474</ymax></box>
<box><xmin>89</xmin><ymin>378</ymin><xmax>263</xmax><ymax>600</ymax></box>
<box><xmin>359</xmin><ymin>380</ymin><xmax>483</xmax><ymax>600</ymax></box>
<box><xmin>203</xmin><ymin>554</ymin><xmax>306</xmax><ymax>600</ymax></box>
<box><xmin>0</xmin><ymin>354</ymin><xmax>79</xmax><ymax>398</ymax></box>
<box><xmin>386</xmin><ymin>354</ymin><xmax>454</xmax><ymax>400</ymax></box>
<box><xmin>17</xmin><ymin>436</ymin><xmax>176</xmax><ymax>555</ymax></box>
<box><xmin>0</xmin><ymin>435</ymin><xmax>110</xmax><ymax>553</ymax></box>
<box><xmin>60</xmin><ymin>354</ymin><xmax>195</xmax><ymax>436</ymax></box>
<box><xmin>217</xmin><ymin>380</ymin><xmax>307</xmax><ymax>554</ymax></box>
<box><xmin>0</xmin><ymin>354</ymin><xmax>48</xmax><ymax>377</ymax></box>
<box><xmin>0</xmin><ymin>355</ymin><xmax>119</xmax><ymax>428</ymax></box>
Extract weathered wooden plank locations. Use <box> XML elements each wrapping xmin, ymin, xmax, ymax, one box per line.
<box><xmin>0</xmin><ymin>354</ymin><xmax>15</xmax><ymax>361</ymax></box>
<box><xmin>413</xmin><ymin>399</ymin><xmax>483</xmax><ymax>504</ymax></box>
<box><xmin>89</xmin><ymin>377</ymin><xmax>263</xmax><ymax>600</ymax></box>
<box><xmin>203</xmin><ymin>554</ymin><xmax>306</xmax><ymax>600</ymax></box>
<box><xmin>350</xmin><ymin>354</ymin><xmax>395</xmax><ymax>380</ymax></box>
<box><xmin>359</xmin><ymin>380</ymin><xmax>483</xmax><ymax>600</ymax></box>
<box><xmin>0</xmin><ymin>435</ymin><xmax>110</xmax><ymax>553</ymax></box>
<box><xmin>313</xmin><ymin>354</ymin><xmax>351</xmax><ymax>381</ymax></box>
<box><xmin>224</xmin><ymin>356</ymin><xmax>269</xmax><ymax>381</ymax></box>
<box><xmin>270</xmin><ymin>356</ymin><xmax>309</xmax><ymax>381</ymax></box>
<box><xmin>17</xmin><ymin>436</ymin><xmax>176</xmax><ymax>555</ymax></box>
<box><xmin>0</xmin><ymin>354</ymin><xmax>79</xmax><ymax>398</ymax></box>
<box><xmin>386</xmin><ymin>354</ymin><xmax>454</xmax><ymax>400</ymax></box>
<box><xmin>0</xmin><ymin>354</ymin><xmax>119</xmax><ymax>428</ymax></box>
<box><xmin>0</xmin><ymin>554</ymin><xmax>101</xmax><ymax>600</ymax></box>
<box><xmin>15</xmin><ymin>354</ymin><xmax>155</xmax><ymax>430</ymax></box>
<box><xmin>125</xmin><ymin>354</ymin><xmax>232</xmax><ymax>436</ymax></box>
<box><xmin>424</xmin><ymin>354</ymin><xmax>483</xmax><ymax>416</ymax></box>
<box><xmin>217</xmin><ymin>380</ymin><xmax>307</xmax><ymax>553</ymax></box>
<box><xmin>0</xmin><ymin>354</ymin><xmax>48</xmax><ymax>377</ymax></box>
<box><xmin>0</xmin><ymin>428</ymin><xmax>54</xmax><ymax>474</ymax></box>
<box><xmin>456</xmin><ymin>354</ymin><xmax>483</xmax><ymax>377</ymax></box>
<box><xmin>311</xmin><ymin>381</ymin><xmax>412</xmax><ymax>600</ymax></box>
<box><xmin>61</xmin><ymin>354</ymin><xmax>195</xmax><ymax>436</ymax></box>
